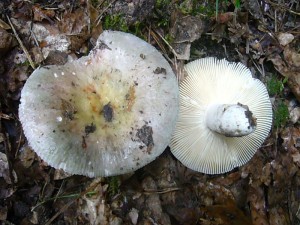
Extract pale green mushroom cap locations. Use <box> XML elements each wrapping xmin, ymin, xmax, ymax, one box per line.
<box><xmin>170</xmin><ymin>57</ymin><xmax>272</xmax><ymax>174</ymax></box>
<box><xmin>19</xmin><ymin>30</ymin><xmax>179</xmax><ymax>177</ymax></box>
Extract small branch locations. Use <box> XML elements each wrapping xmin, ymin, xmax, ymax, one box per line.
<box><xmin>6</xmin><ymin>16</ymin><xmax>36</xmax><ymax>69</ymax></box>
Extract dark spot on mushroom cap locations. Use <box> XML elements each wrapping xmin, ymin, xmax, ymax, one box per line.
<box><xmin>82</xmin><ymin>136</ymin><xmax>87</xmax><ymax>149</ymax></box>
<box><xmin>136</xmin><ymin>125</ymin><xmax>154</xmax><ymax>154</ymax></box>
<box><xmin>238</xmin><ymin>102</ymin><xmax>257</xmax><ymax>128</ymax></box>
<box><xmin>85</xmin><ymin>123</ymin><xmax>96</xmax><ymax>136</ymax></box>
<box><xmin>153</xmin><ymin>67</ymin><xmax>166</xmax><ymax>75</ymax></box>
<box><xmin>61</xmin><ymin>99</ymin><xmax>77</xmax><ymax>121</ymax></box>
<box><xmin>102</xmin><ymin>102</ymin><xmax>113</xmax><ymax>122</ymax></box>
<box><xmin>97</xmin><ymin>41</ymin><xmax>111</xmax><ymax>50</ymax></box>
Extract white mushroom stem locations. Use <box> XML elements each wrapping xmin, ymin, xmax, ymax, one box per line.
<box><xmin>206</xmin><ymin>103</ymin><xmax>256</xmax><ymax>137</ymax></box>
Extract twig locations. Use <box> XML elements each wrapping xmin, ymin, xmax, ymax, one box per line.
<box><xmin>150</xmin><ymin>29</ymin><xmax>182</xmax><ymax>83</ymax></box>
<box><xmin>6</xmin><ymin>16</ymin><xmax>35</xmax><ymax>69</ymax></box>
<box><xmin>44</xmin><ymin>200</ymin><xmax>74</xmax><ymax>225</ymax></box>
<box><xmin>249</xmin><ymin>56</ymin><xmax>264</xmax><ymax>77</ymax></box>
<box><xmin>151</xmin><ymin>29</ymin><xmax>179</xmax><ymax>60</ymax></box>
<box><xmin>266</xmin><ymin>0</ymin><xmax>300</xmax><ymax>16</ymax></box>
<box><xmin>43</xmin><ymin>178</ymin><xmax>102</xmax><ymax>225</ymax></box>
<box><xmin>14</xmin><ymin>128</ymin><xmax>22</xmax><ymax>159</ymax></box>
<box><xmin>143</xmin><ymin>187</ymin><xmax>181</xmax><ymax>195</ymax></box>
<box><xmin>95</xmin><ymin>0</ymin><xmax>118</xmax><ymax>26</ymax></box>
<box><xmin>149</xmin><ymin>29</ymin><xmax>169</xmax><ymax>58</ymax></box>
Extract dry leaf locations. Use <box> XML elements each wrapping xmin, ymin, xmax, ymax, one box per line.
<box><xmin>32</xmin><ymin>5</ymin><xmax>55</xmax><ymax>23</ymax></box>
<box><xmin>268</xmin><ymin>45</ymin><xmax>300</xmax><ymax>101</ymax></box>
<box><xmin>278</xmin><ymin>33</ymin><xmax>294</xmax><ymax>46</ymax></box>
<box><xmin>281</xmin><ymin>127</ymin><xmax>300</xmax><ymax>166</ymax></box>
<box><xmin>247</xmin><ymin>186</ymin><xmax>269</xmax><ymax>225</ymax></box>
<box><xmin>201</xmin><ymin>203</ymin><xmax>252</xmax><ymax>225</ymax></box>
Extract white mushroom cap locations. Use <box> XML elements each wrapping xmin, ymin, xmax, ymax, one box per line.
<box><xmin>170</xmin><ymin>57</ymin><xmax>272</xmax><ymax>174</ymax></box>
<box><xmin>19</xmin><ymin>30</ymin><xmax>179</xmax><ymax>177</ymax></box>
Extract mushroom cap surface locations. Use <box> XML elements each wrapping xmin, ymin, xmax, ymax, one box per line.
<box><xmin>19</xmin><ymin>30</ymin><xmax>179</xmax><ymax>177</ymax></box>
<box><xmin>170</xmin><ymin>57</ymin><xmax>272</xmax><ymax>174</ymax></box>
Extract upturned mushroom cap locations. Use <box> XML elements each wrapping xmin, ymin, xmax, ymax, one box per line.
<box><xmin>170</xmin><ymin>57</ymin><xmax>272</xmax><ymax>174</ymax></box>
<box><xmin>19</xmin><ymin>30</ymin><xmax>179</xmax><ymax>177</ymax></box>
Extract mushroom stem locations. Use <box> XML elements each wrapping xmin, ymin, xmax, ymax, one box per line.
<box><xmin>206</xmin><ymin>103</ymin><xmax>256</xmax><ymax>137</ymax></box>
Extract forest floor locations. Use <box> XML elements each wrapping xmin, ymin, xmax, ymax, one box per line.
<box><xmin>0</xmin><ymin>0</ymin><xmax>300</xmax><ymax>224</ymax></box>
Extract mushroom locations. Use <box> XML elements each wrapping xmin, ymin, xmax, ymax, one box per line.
<box><xmin>19</xmin><ymin>30</ymin><xmax>179</xmax><ymax>177</ymax></box>
<box><xmin>170</xmin><ymin>57</ymin><xmax>272</xmax><ymax>174</ymax></box>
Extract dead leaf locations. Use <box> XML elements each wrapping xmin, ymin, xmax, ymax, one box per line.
<box><xmin>284</xmin><ymin>45</ymin><xmax>300</xmax><ymax>67</ymax></box>
<box><xmin>268</xmin><ymin>45</ymin><xmax>300</xmax><ymax>101</ymax></box>
<box><xmin>197</xmin><ymin>182</ymin><xmax>235</xmax><ymax>206</ymax></box>
<box><xmin>58</xmin><ymin>8</ymin><xmax>90</xmax><ymax>51</ymax></box>
<box><xmin>269</xmin><ymin>207</ymin><xmax>289</xmax><ymax>225</ymax></box>
<box><xmin>18</xmin><ymin>144</ymin><xmax>35</xmax><ymax>168</ymax></box>
<box><xmin>260</xmin><ymin>163</ymin><xmax>271</xmax><ymax>186</ymax></box>
<box><xmin>77</xmin><ymin>178</ymin><xmax>123</xmax><ymax>225</ymax></box>
<box><xmin>201</xmin><ymin>203</ymin><xmax>252</xmax><ymax>225</ymax></box>
<box><xmin>278</xmin><ymin>33</ymin><xmax>294</xmax><ymax>46</ymax></box>
<box><xmin>32</xmin><ymin>5</ymin><xmax>55</xmax><ymax>24</ymax></box>
<box><xmin>170</xmin><ymin>15</ymin><xmax>205</xmax><ymax>60</ymax></box>
<box><xmin>0</xmin><ymin>19</ymin><xmax>10</xmax><ymax>30</ymax></box>
<box><xmin>141</xmin><ymin>176</ymin><xmax>171</xmax><ymax>225</ymax></box>
<box><xmin>0</xmin><ymin>205</ymin><xmax>7</xmax><ymax>220</ymax></box>
<box><xmin>216</xmin><ymin>12</ymin><xmax>234</xmax><ymax>24</ymax></box>
<box><xmin>281</xmin><ymin>127</ymin><xmax>300</xmax><ymax>166</ymax></box>
<box><xmin>0</xmin><ymin>152</ymin><xmax>14</xmax><ymax>184</ymax></box>
<box><xmin>0</xmin><ymin>28</ymin><xmax>16</xmax><ymax>57</ymax></box>
<box><xmin>247</xmin><ymin>186</ymin><xmax>269</xmax><ymax>225</ymax></box>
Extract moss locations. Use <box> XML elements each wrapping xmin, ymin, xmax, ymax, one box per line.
<box><xmin>274</xmin><ymin>100</ymin><xmax>289</xmax><ymax>128</ymax></box>
<box><xmin>177</xmin><ymin>0</ymin><xmax>215</xmax><ymax>16</ymax></box>
<box><xmin>90</xmin><ymin>0</ymin><xmax>100</xmax><ymax>8</ymax></box>
<box><xmin>102</xmin><ymin>14</ymin><xmax>146</xmax><ymax>39</ymax></box>
<box><xmin>267</xmin><ymin>75</ymin><xmax>288</xmax><ymax>96</ymax></box>
<box><xmin>107</xmin><ymin>176</ymin><xmax>121</xmax><ymax>197</ymax></box>
<box><xmin>103</xmin><ymin>14</ymin><xmax>129</xmax><ymax>32</ymax></box>
<box><xmin>131</xmin><ymin>21</ymin><xmax>146</xmax><ymax>39</ymax></box>
<box><xmin>154</xmin><ymin>0</ymin><xmax>171</xmax><ymax>28</ymax></box>
<box><xmin>155</xmin><ymin>0</ymin><xmax>171</xmax><ymax>9</ymax></box>
<box><xmin>267</xmin><ymin>75</ymin><xmax>289</xmax><ymax>128</ymax></box>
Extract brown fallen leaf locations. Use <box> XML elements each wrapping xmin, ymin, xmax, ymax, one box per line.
<box><xmin>215</xmin><ymin>12</ymin><xmax>234</xmax><ymax>24</ymax></box>
<box><xmin>170</xmin><ymin>14</ymin><xmax>205</xmax><ymax>60</ymax></box>
<box><xmin>58</xmin><ymin>8</ymin><xmax>90</xmax><ymax>51</ymax></box>
<box><xmin>32</xmin><ymin>5</ymin><xmax>55</xmax><ymax>24</ymax></box>
<box><xmin>201</xmin><ymin>203</ymin><xmax>252</xmax><ymax>225</ymax></box>
<box><xmin>0</xmin><ymin>205</ymin><xmax>7</xmax><ymax>220</ymax></box>
<box><xmin>0</xmin><ymin>18</ymin><xmax>10</xmax><ymax>30</ymax></box>
<box><xmin>166</xmin><ymin>206</ymin><xmax>201</xmax><ymax>225</ymax></box>
<box><xmin>269</xmin><ymin>207</ymin><xmax>290</xmax><ymax>225</ymax></box>
<box><xmin>0</xmin><ymin>28</ymin><xmax>16</xmax><ymax>57</ymax></box>
<box><xmin>247</xmin><ymin>186</ymin><xmax>269</xmax><ymax>225</ymax></box>
<box><xmin>281</xmin><ymin>127</ymin><xmax>300</xmax><ymax>166</ymax></box>
<box><xmin>268</xmin><ymin>43</ymin><xmax>300</xmax><ymax>101</ymax></box>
